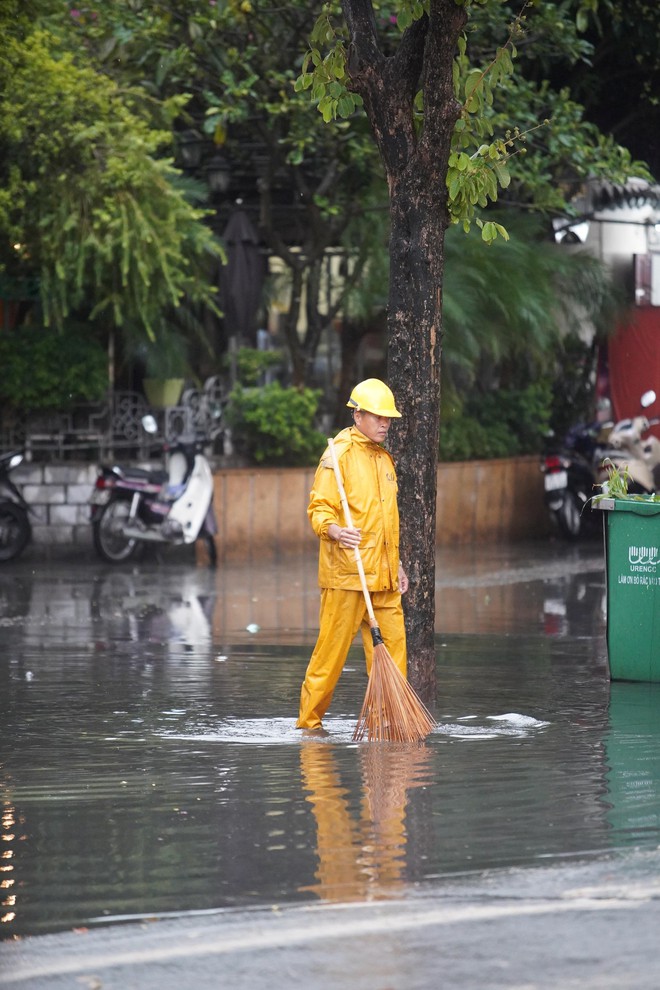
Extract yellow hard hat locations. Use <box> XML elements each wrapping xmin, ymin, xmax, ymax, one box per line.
<box><xmin>346</xmin><ymin>379</ymin><xmax>402</xmax><ymax>418</ymax></box>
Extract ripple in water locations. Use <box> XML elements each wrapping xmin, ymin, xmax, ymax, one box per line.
<box><xmin>159</xmin><ymin>712</ymin><xmax>549</xmax><ymax>745</ymax></box>
<box><xmin>436</xmin><ymin>712</ymin><xmax>550</xmax><ymax>740</ymax></box>
<box><xmin>161</xmin><ymin>716</ymin><xmax>357</xmax><ymax>745</ymax></box>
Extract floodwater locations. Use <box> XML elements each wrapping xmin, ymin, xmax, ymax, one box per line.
<box><xmin>1</xmin><ymin>540</ymin><xmax>659</xmax><ymax>941</ymax></box>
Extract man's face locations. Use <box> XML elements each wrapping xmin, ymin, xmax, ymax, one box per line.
<box><xmin>354</xmin><ymin>410</ymin><xmax>392</xmax><ymax>444</ymax></box>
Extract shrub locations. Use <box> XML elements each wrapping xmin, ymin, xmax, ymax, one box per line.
<box><xmin>227</xmin><ymin>381</ymin><xmax>327</xmax><ymax>466</ymax></box>
<box><xmin>472</xmin><ymin>381</ymin><xmax>553</xmax><ymax>454</ymax></box>
<box><xmin>225</xmin><ymin>346</ymin><xmax>285</xmax><ymax>386</ymax></box>
<box><xmin>439</xmin><ymin>381</ymin><xmax>553</xmax><ymax>462</ymax></box>
<box><xmin>440</xmin><ymin>415</ymin><xmax>519</xmax><ymax>461</ymax></box>
<box><xmin>0</xmin><ymin>326</ymin><xmax>108</xmax><ymax>411</ymax></box>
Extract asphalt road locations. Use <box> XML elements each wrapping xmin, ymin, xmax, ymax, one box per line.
<box><xmin>3</xmin><ymin>848</ymin><xmax>660</xmax><ymax>989</ymax></box>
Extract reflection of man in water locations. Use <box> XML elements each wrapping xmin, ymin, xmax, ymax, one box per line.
<box><xmin>299</xmin><ymin>743</ymin><xmax>431</xmax><ymax>902</ymax></box>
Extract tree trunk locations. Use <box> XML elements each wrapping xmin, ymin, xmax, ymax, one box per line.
<box><xmin>281</xmin><ymin>265</ymin><xmax>306</xmax><ymax>385</ymax></box>
<box><xmin>342</xmin><ymin>0</ymin><xmax>466</xmax><ymax>702</ymax></box>
<box><xmin>303</xmin><ymin>257</ymin><xmax>326</xmax><ymax>382</ymax></box>
<box><xmin>388</xmin><ymin>174</ymin><xmax>445</xmax><ymax>702</ymax></box>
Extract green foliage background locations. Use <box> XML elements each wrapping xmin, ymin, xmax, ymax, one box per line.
<box><xmin>439</xmin><ymin>381</ymin><xmax>553</xmax><ymax>461</ymax></box>
<box><xmin>0</xmin><ymin>326</ymin><xmax>108</xmax><ymax>411</ymax></box>
<box><xmin>227</xmin><ymin>382</ymin><xmax>327</xmax><ymax>466</ymax></box>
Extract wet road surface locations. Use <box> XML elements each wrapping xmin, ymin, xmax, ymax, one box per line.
<box><xmin>2</xmin><ymin>538</ymin><xmax>660</xmax><ymax>987</ymax></box>
<box><xmin>5</xmin><ymin>852</ymin><xmax>660</xmax><ymax>989</ymax></box>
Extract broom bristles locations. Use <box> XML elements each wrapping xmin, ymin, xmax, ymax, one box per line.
<box><xmin>353</xmin><ymin>643</ymin><xmax>436</xmax><ymax>743</ymax></box>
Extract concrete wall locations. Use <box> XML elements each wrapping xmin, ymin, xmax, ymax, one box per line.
<box><xmin>14</xmin><ymin>461</ymin><xmax>98</xmax><ymax>550</ymax></box>
<box><xmin>13</xmin><ymin>455</ymin><xmax>550</xmax><ymax>560</ymax></box>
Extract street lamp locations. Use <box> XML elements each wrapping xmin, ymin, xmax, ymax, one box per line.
<box><xmin>206</xmin><ymin>152</ymin><xmax>232</xmax><ymax>195</ymax></box>
<box><xmin>177</xmin><ymin>130</ymin><xmax>205</xmax><ymax>170</ymax></box>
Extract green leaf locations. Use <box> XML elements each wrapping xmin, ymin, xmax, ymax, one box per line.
<box><xmin>481</xmin><ymin>221</ymin><xmax>496</xmax><ymax>243</ymax></box>
<box><xmin>465</xmin><ymin>68</ymin><xmax>484</xmax><ymax>100</ymax></box>
<box><xmin>494</xmin><ymin>161</ymin><xmax>511</xmax><ymax>189</ymax></box>
<box><xmin>337</xmin><ymin>95</ymin><xmax>354</xmax><ymax>119</ymax></box>
<box><xmin>321</xmin><ymin>101</ymin><xmax>335</xmax><ymax>123</ymax></box>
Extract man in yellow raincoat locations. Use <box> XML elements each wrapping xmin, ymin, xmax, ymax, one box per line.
<box><xmin>296</xmin><ymin>378</ymin><xmax>409</xmax><ymax>731</ymax></box>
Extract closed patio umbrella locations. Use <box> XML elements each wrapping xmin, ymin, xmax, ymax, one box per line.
<box><xmin>220</xmin><ymin>208</ymin><xmax>266</xmax><ymax>345</ymax></box>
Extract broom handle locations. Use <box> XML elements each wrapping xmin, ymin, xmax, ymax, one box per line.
<box><xmin>327</xmin><ymin>437</ymin><xmax>377</xmax><ymax>626</ymax></box>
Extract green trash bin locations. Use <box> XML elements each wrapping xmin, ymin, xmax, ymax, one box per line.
<box><xmin>598</xmin><ymin>496</ymin><xmax>660</xmax><ymax>681</ymax></box>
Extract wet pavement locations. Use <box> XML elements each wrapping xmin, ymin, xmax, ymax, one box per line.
<box><xmin>2</xmin><ymin>537</ymin><xmax>660</xmax><ymax>987</ymax></box>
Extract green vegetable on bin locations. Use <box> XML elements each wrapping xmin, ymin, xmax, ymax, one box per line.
<box><xmin>592</xmin><ymin>458</ymin><xmax>660</xmax><ymax>503</ymax></box>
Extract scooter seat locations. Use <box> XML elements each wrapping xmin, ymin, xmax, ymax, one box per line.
<box><xmin>118</xmin><ymin>466</ymin><xmax>169</xmax><ymax>484</ymax></box>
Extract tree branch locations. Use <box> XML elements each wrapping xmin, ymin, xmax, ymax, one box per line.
<box><xmin>342</xmin><ymin>0</ymin><xmax>383</xmax><ymax>74</ymax></box>
<box><xmin>420</xmin><ymin>0</ymin><xmax>467</xmax><ymax>152</ymax></box>
<box><xmin>342</xmin><ymin>0</ymin><xmax>429</xmax><ymax>173</ymax></box>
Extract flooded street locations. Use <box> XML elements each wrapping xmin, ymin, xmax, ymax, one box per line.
<box><xmin>2</xmin><ymin>539</ymin><xmax>659</xmax><ymax>945</ymax></box>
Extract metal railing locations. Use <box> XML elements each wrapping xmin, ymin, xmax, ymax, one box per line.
<box><xmin>0</xmin><ymin>377</ymin><xmax>226</xmax><ymax>461</ymax></box>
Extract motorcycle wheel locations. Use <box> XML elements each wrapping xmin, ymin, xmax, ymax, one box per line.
<box><xmin>0</xmin><ymin>502</ymin><xmax>31</xmax><ymax>562</ymax></box>
<box><xmin>92</xmin><ymin>500</ymin><xmax>143</xmax><ymax>563</ymax></box>
<box><xmin>555</xmin><ymin>491</ymin><xmax>583</xmax><ymax>540</ymax></box>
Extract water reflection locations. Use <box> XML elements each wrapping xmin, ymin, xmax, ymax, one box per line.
<box><xmin>89</xmin><ymin>569</ymin><xmax>215</xmax><ymax>656</ymax></box>
<box><xmin>435</xmin><ymin>541</ymin><xmax>605</xmax><ymax>637</ymax></box>
<box><xmin>0</xmin><ymin>541</ymin><xmax>605</xmax><ymax>647</ymax></box>
<box><xmin>2</xmin><ymin>541</ymin><xmax>648</xmax><ymax>942</ymax></box>
<box><xmin>0</xmin><ymin>801</ymin><xmax>19</xmax><ymax>928</ymax></box>
<box><xmin>604</xmin><ymin>683</ymin><xmax>660</xmax><ymax>846</ymax></box>
<box><xmin>299</xmin><ymin>742</ymin><xmax>433</xmax><ymax>902</ymax></box>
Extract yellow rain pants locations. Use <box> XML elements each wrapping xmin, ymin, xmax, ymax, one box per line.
<box><xmin>296</xmin><ymin>587</ymin><xmax>406</xmax><ymax>730</ymax></box>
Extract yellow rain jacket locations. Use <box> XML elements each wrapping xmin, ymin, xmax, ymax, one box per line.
<box><xmin>297</xmin><ymin>426</ymin><xmax>406</xmax><ymax>729</ymax></box>
<box><xmin>308</xmin><ymin>427</ymin><xmax>401</xmax><ymax>592</ymax></box>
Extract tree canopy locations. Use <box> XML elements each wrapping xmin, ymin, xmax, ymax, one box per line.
<box><xmin>0</xmin><ymin>9</ymin><xmax>223</xmax><ymax>359</ymax></box>
<box><xmin>1</xmin><ymin>1</ymin><xmax>654</xmax><ymax>382</ymax></box>
<box><xmin>39</xmin><ymin>0</ymin><xmax>388</xmax><ymax>383</ymax></box>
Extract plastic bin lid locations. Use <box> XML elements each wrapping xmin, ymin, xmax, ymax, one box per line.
<box><xmin>595</xmin><ymin>496</ymin><xmax>660</xmax><ymax>516</ymax></box>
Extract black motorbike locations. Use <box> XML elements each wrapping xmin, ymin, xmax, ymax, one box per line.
<box><xmin>0</xmin><ymin>450</ymin><xmax>32</xmax><ymax>561</ymax></box>
<box><xmin>541</xmin><ymin>421</ymin><xmax>607</xmax><ymax>539</ymax></box>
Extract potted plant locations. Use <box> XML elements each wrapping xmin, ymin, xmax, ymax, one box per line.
<box><xmin>140</xmin><ymin>329</ymin><xmax>190</xmax><ymax>409</ymax></box>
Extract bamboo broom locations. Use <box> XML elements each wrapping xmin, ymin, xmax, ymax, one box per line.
<box><xmin>327</xmin><ymin>438</ymin><xmax>436</xmax><ymax>743</ymax></box>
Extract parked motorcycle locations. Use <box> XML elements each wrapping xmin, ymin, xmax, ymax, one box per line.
<box><xmin>90</xmin><ymin>416</ymin><xmax>218</xmax><ymax>565</ymax></box>
<box><xmin>0</xmin><ymin>450</ymin><xmax>32</xmax><ymax>562</ymax></box>
<box><xmin>541</xmin><ymin>420</ymin><xmax>607</xmax><ymax>539</ymax></box>
<box><xmin>596</xmin><ymin>389</ymin><xmax>660</xmax><ymax>495</ymax></box>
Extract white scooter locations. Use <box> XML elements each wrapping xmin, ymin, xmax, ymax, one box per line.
<box><xmin>90</xmin><ymin>416</ymin><xmax>217</xmax><ymax>565</ymax></box>
<box><xmin>596</xmin><ymin>390</ymin><xmax>660</xmax><ymax>495</ymax></box>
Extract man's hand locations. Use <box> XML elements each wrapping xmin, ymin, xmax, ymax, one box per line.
<box><xmin>398</xmin><ymin>564</ymin><xmax>409</xmax><ymax>594</ymax></box>
<box><xmin>328</xmin><ymin>523</ymin><xmax>361</xmax><ymax>549</ymax></box>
